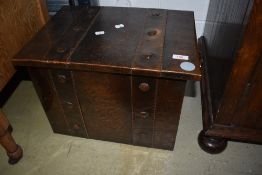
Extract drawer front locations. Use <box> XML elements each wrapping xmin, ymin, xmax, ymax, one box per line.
<box><xmin>132</xmin><ymin>76</ymin><xmax>156</xmax><ymax>147</ymax></box>
<box><xmin>51</xmin><ymin>70</ymin><xmax>87</xmax><ymax>137</ymax></box>
<box><xmin>153</xmin><ymin>79</ymin><xmax>186</xmax><ymax>150</ymax></box>
<box><xmin>29</xmin><ymin>68</ymin><xmax>70</xmax><ymax>135</ymax></box>
<box><xmin>73</xmin><ymin>71</ymin><xmax>132</xmax><ymax>144</ymax></box>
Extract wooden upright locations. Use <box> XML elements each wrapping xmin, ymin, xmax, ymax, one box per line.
<box><xmin>198</xmin><ymin>0</ymin><xmax>262</xmax><ymax>153</ymax></box>
<box><xmin>0</xmin><ymin>0</ymin><xmax>48</xmax><ymax>164</ymax></box>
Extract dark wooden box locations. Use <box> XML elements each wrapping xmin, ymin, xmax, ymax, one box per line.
<box><xmin>13</xmin><ymin>6</ymin><xmax>201</xmax><ymax>150</ymax></box>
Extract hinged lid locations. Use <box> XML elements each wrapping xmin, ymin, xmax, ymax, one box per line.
<box><xmin>13</xmin><ymin>6</ymin><xmax>201</xmax><ymax>80</ymax></box>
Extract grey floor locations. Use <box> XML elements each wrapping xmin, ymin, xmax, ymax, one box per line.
<box><xmin>0</xmin><ymin>81</ymin><xmax>261</xmax><ymax>175</ymax></box>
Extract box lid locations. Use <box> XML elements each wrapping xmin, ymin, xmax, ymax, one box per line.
<box><xmin>13</xmin><ymin>6</ymin><xmax>201</xmax><ymax>80</ymax></box>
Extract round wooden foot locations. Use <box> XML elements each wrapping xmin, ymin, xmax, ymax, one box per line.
<box><xmin>198</xmin><ymin>130</ymin><xmax>227</xmax><ymax>154</ymax></box>
<box><xmin>7</xmin><ymin>144</ymin><xmax>23</xmax><ymax>164</ymax></box>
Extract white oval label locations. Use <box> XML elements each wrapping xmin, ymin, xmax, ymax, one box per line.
<box><xmin>180</xmin><ymin>62</ymin><xmax>196</xmax><ymax>71</ymax></box>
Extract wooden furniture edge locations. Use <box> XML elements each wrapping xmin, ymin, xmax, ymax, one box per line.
<box><xmin>197</xmin><ymin>36</ymin><xmax>227</xmax><ymax>154</ymax></box>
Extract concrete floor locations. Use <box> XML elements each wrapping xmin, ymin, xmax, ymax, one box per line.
<box><xmin>0</xmin><ymin>81</ymin><xmax>261</xmax><ymax>175</ymax></box>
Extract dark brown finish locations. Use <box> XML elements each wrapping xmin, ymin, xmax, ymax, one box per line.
<box><xmin>132</xmin><ymin>76</ymin><xmax>156</xmax><ymax>147</ymax></box>
<box><xmin>153</xmin><ymin>79</ymin><xmax>186</xmax><ymax>150</ymax></box>
<box><xmin>50</xmin><ymin>70</ymin><xmax>87</xmax><ymax>137</ymax></box>
<box><xmin>28</xmin><ymin>68</ymin><xmax>70</xmax><ymax>135</ymax></box>
<box><xmin>0</xmin><ymin>110</ymin><xmax>23</xmax><ymax>164</ymax></box>
<box><xmin>13</xmin><ymin>7</ymin><xmax>201</xmax><ymax>81</ymax></box>
<box><xmin>73</xmin><ymin>71</ymin><xmax>132</xmax><ymax>144</ymax></box>
<box><xmin>162</xmin><ymin>11</ymin><xmax>201</xmax><ymax>80</ymax></box>
<box><xmin>198</xmin><ymin>0</ymin><xmax>262</xmax><ymax>153</ymax></box>
<box><xmin>198</xmin><ymin>130</ymin><xmax>227</xmax><ymax>154</ymax></box>
<box><xmin>202</xmin><ymin>0</ymin><xmax>252</xmax><ymax>116</ymax></box>
<box><xmin>13</xmin><ymin>6</ymin><xmax>200</xmax><ymax>150</ymax></box>
<box><xmin>131</xmin><ymin>9</ymin><xmax>166</xmax><ymax>78</ymax></box>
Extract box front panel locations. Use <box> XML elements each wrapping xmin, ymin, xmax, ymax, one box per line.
<box><xmin>30</xmin><ymin>68</ymin><xmax>185</xmax><ymax>150</ymax></box>
<box><xmin>50</xmin><ymin>70</ymin><xmax>88</xmax><ymax>137</ymax></box>
<box><xmin>153</xmin><ymin>79</ymin><xmax>186</xmax><ymax>150</ymax></box>
<box><xmin>73</xmin><ymin>71</ymin><xmax>132</xmax><ymax>144</ymax></box>
<box><xmin>29</xmin><ymin>68</ymin><xmax>70</xmax><ymax>135</ymax></box>
<box><xmin>132</xmin><ymin>76</ymin><xmax>156</xmax><ymax>147</ymax></box>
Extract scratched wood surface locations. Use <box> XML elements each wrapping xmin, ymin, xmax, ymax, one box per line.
<box><xmin>13</xmin><ymin>6</ymin><xmax>201</xmax><ymax>81</ymax></box>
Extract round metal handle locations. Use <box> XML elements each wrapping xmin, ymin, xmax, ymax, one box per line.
<box><xmin>139</xmin><ymin>82</ymin><xmax>150</xmax><ymax>92</ymax></box>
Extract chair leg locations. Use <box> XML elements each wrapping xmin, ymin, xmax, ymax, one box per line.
<box><xmin>0</xmin><ymin>110</ymin><xmax>23</xmax><ymax>164</ymax></box>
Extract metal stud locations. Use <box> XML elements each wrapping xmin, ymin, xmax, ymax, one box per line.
<box><xmin>145</xmin><ymin>53</ymin><xmax>153</xmax><ymax>60</ymax></box>
<box><xmin>140</xmin><ymin>111</ymin><xmax>149</xmax><ymax>118</ymax></box>
<box><xmin>56</xmin><ymin>47</ymin><xmax>66</xmax><ymax>53</ymax></box>
<box><xmin>139</xmin><ymin>82</ymin><xmax>150</xmax><ymax>92</ymax></box>
<box><xmin>57</xmin><ymin>74</ymin><xmax>67</xmax><ymax>83</ymax></box>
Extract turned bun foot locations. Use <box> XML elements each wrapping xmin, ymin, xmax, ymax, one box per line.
<box><xmin>198</xmin><ymin>130</ymin><xmax>227</xmax><ymax>154</ymax></box>
<box><xmin>0</xmin><ymin>110</ymin><xmax>23</xmax><ymax>164</ymax></box>
<box><xmin>7</xmin><ymin>144</ymin><xmax>23</xmax><ymax>164</ymax></box>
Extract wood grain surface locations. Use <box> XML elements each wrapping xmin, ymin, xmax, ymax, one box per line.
<box><xmin>199</xmin><ymin>0</ymin><xmax>262</xmax><ymax>146</ymax></box>
<box><xmin>29</xmin><ymin>68</ymin><xmax>70</xmax><ymax>135</ymax></box>
<box><xmin>0</xmin><ymin>0</ymin><xmax>48</xmax><ymax>90</ymax></box>
<box><xmin>203</xmin><ymin>0</ymin><xmax>252</xmax><ymax>116</ymax></box>
<box><xmin>73</xmin><ymin>71</ymin><xmax>133</xmax><ymax>144</ymax></box>
<box><xmin>13</xmin><ymin>6</ymin><xmax>201</xmax><ymax>81</ymax></box>
<box><xmin>12</xmin><ymin>6</ymin><xmax>200</xmax><ymax>150</ymax></box>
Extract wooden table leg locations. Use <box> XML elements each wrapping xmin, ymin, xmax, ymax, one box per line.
<box><xmin>0</xmin><ymin>110</ymin><xmax>23</xmax><ymax>164</ymax></box>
